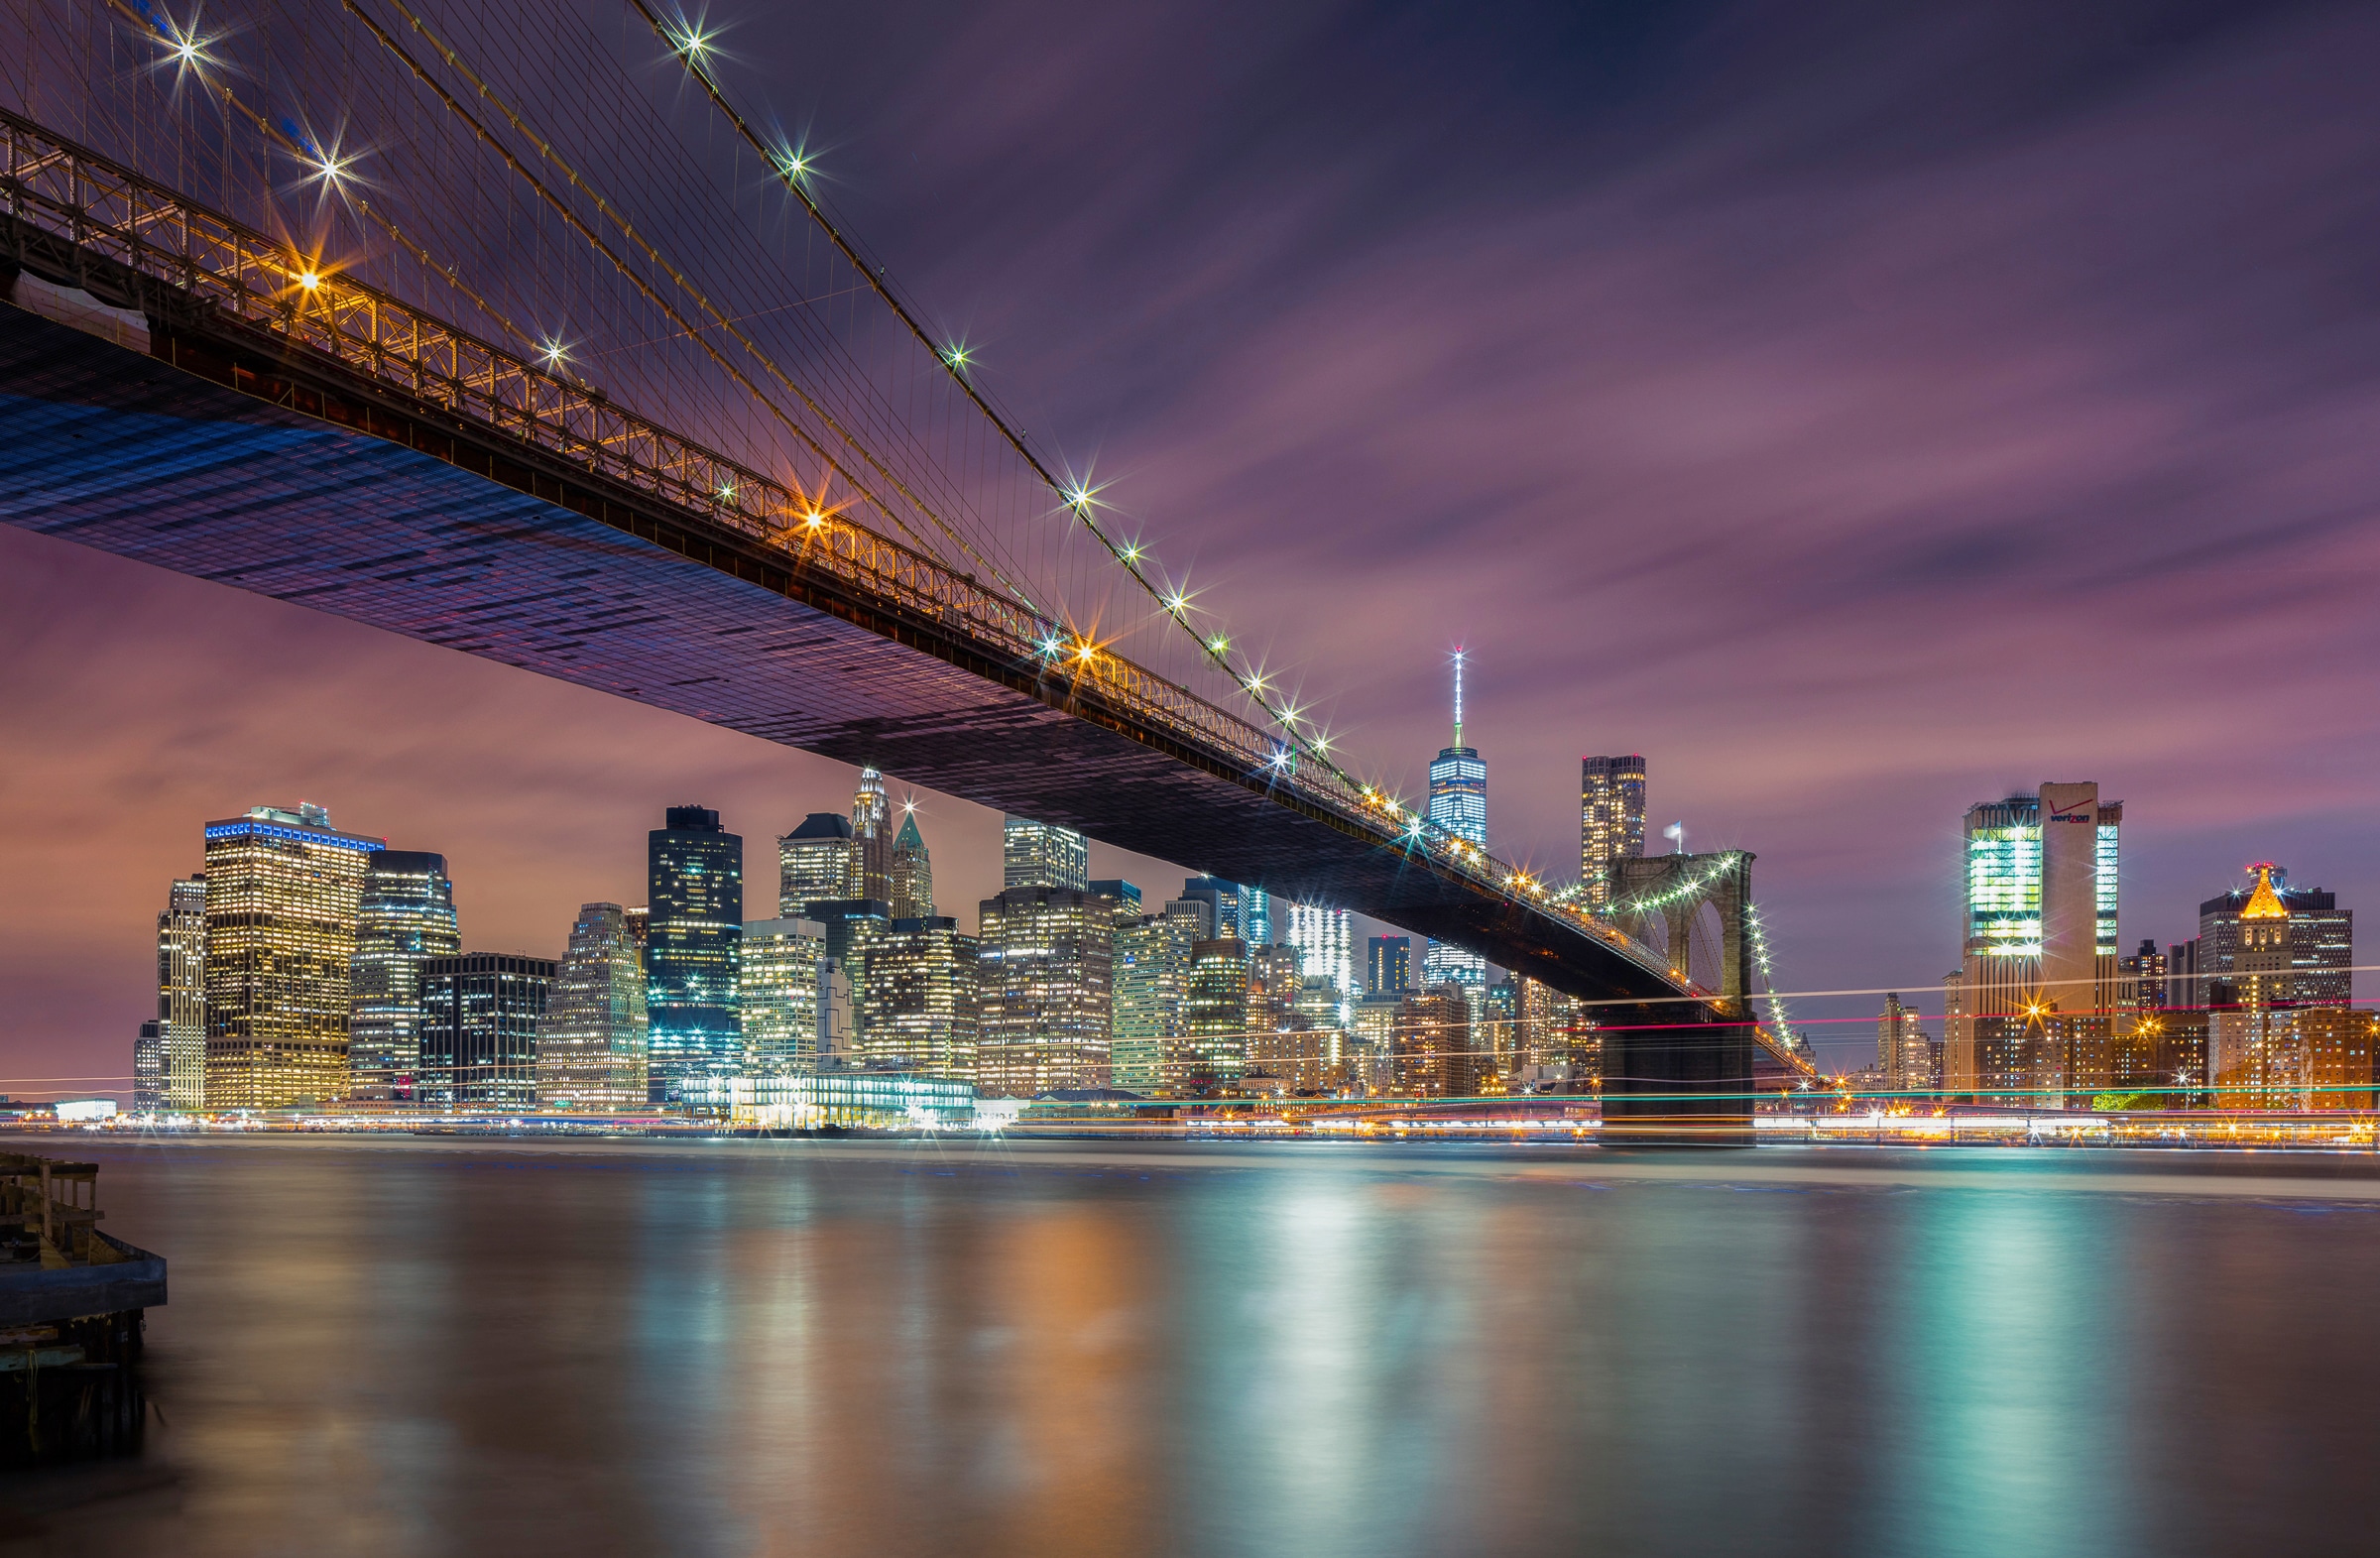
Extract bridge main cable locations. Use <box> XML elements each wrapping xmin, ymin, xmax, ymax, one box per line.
<box><xmin>343</xmin><ymin>0</ymin><xmax>1046</xmax><ymax>615</ymax></box>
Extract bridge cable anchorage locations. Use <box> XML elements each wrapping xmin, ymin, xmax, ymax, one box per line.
<box><xmin>622</xmin><ymin>0</ymin><xmax>1337</xmax><ymax>766</ymax></box>
<box><xmin>99</xmin><ymin>0</ymin><xmax>547</xmax><ymax>360</ymax></box>
<box><xmin>344</xmin><ymin>0</ymin><xmax>1045</xmax><ymax>615</ymax></box>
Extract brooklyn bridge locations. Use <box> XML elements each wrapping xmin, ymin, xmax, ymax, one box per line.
<box><xmin>0</xmin><ymin>0</ymin><xmax>1812</xmax><ymax>1135</ymax></box>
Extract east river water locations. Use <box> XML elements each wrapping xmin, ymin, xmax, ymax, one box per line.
<box><xmin>4</xmin><ymin>1135</ymin><xmax>2379</xmax><ymax>1557</ymax></box>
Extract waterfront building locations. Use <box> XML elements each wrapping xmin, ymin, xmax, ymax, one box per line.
<box><xmin>1245</xmin><ymin>889</ymin><xmax>1273</xmax><ymax>950</ymax></box>
<box><xmin>1003</xmin><ymin>816</ymin><xmax>1088</xmax><ymax>892</ymax></box>
<box><xmin>417</xmin><ymin>953</ymin><xmax>553</xmax><ymax>1112</ymax></box>
<box><xmin>1942</xmin><ymin>783</ymin><xmax>2119</xmax><ymax>1105</ymax></box>
<box><xmin>201</xmin><ymin>803</ymin><xmax>383</xmax><ymax>1109</ymax></box>
<box><xmin>1423</xmin><ymin>653</ymin><xmax>1489</xmax><ymax>990</ymax></box>
<box><xmin>348</xmin><ymin>850</ymin><xmax>459</xmax><ymax>1103</ymax></box>
<box><xmin>1182</xmin><ymin>937</ymin><xmax>1252</xmax><ymax>1090</ymax></box>
<box><xmin>1581</xmin><ymin>755</ymin><xmax>1648</xmax><ymax>906</ymax></box>
<box><xmin>976</xmin><ymin>886</ymin><xmax>1112</xmax><ymax>1096</ymax></box>
<box><xmin>890</xmin><ymin>808</ymin><xmax>934</xmax><ymax>920</ymax></box>
<box><xmin>1367</xmin><ymin>935</ymin><xmax>1410</xmax><ymax>998</ymax></box>
<box><xmin>1114</xmin><ymin>908</ymin><xmax>1201</xmax><ymax>1093</ymax></box>
<box><xmin>725</xmin><ymin>1070</ymin><xmax>976</xmax><ymax>1131</ymax></box>
<box><xmin>647</xmin><ymin>805</ymin><xmax>742</xmax><ymax>1104</ymax></box>
<box><xmin>133</xmin><ymin>1021</ymin><xmax>165</xmax><ymax>1113</ymax></box>
<box><xmin>2198</xmin><ymin>868</ymin><xmax>2351</xmax><ymax>1010</ymax></box>
<box><xmin>849</xmin><ymin>770</ymin><xmax>893</xmax><ymax>904</ymax></box>
<box><xmin>1876</xmin><ymin>993</ymin><xmax>1939</xmax><ymax>1094</ymax></box>
<box><xmin>740</xmin><ymin>917</ymin><xmax>828</xmax><ymax>1078</ymax></box>
<box><xmin>1282</xmin><ymin>902</ymin><xmax>1355</xmax><ymax>1020</ymax></box>
<box><xmin>1394</xmin><ymin>985</ymin><xmax>1475</xmax><ymax>1099</ymax></box>
<box><xmin>778</xmin><ymin>812</ymin><xmax>855</xmax><ymax>912</ymax></box>
<box><xmin>156</xmin><ymin>875</ymin><xmax>205</xmax><ymax>1112</ymax></box>
<box><xmin>859</xmin><ymin>916</ymin><xmax>978</xmax><ymax>1079</ymax></box>
<box><xmin>540</xmin><ymin>903</ymin><xmax>650</xmax><ymax>1110</ymax></box>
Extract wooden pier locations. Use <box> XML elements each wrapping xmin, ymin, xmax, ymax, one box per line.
<box><xmin>0</xmin><ymin>1152</ymin><xmax>166</xmax><ymax>1461</ymax></box>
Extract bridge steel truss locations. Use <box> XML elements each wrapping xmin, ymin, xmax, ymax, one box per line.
<box><xmin>0</xmin><ymin>107</ymin><xmax>1805</xmax><ymax>1133</ymax></box>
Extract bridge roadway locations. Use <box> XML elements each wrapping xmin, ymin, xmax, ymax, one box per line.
<box><xmin>0</xmin><ymin>139</ymin><xmax>1771</xmax><ymax>1133</ymax></box>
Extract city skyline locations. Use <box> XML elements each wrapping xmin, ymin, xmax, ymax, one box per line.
<box><xmin>9</xmin><ymin>0</ymin><xmax>2380</xmax><ymax>1089</ymax></box>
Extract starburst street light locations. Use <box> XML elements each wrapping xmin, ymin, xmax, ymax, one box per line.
<box><xmin>297</xmin><ymin>270</ymin><xmax>321</xmax><ymax>290</ymax></box>
<box><xmin>536</xmin><ymin>337</ymin><xmax>570</xmax><ymax>370</ymax></box>
<box><xmin>943</xmin><ymin>341</ymin><xmax>972</xmax><ymax>370</ymax></box>
<box><xmin>773</xmin><ymin>144</ymin><xmax>814</xmax><ymax>180</ymax></box>
<box><xmin>1206</xmin><ymin>635</ymin><xmax>1228</xmax><ymax>654</ymax></box>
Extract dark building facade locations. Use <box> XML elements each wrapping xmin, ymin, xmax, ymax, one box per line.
<box><xmin>417</xmin><ymin>953</ymin><xmax>553</xmax><ymax>1112</ymax></box>
<box><xmin>647</xmin><ymin>805</ymin><xmax>743</xmax><ymax>1103</ymax></box>
<box><xmin>1367</xmin><ymin>935</ymin><xmax>1411</xmax><ymax>997</ymax></box>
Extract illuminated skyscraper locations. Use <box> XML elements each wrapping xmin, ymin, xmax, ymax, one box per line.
<box><xmin>2211</xmin><ymin>865</ymin><xmax>2298</xmax><ymax>1109</ymax></box>
<box><xmin>541</xmin><ymin>903</ymin><xmax>650</xmax><ymax>1110</ymax></box>
<box><xmin>858</xmin><ymin>917</ymin><xmax>978</xmax><ymax>1079</ymax></box>
<box><xmin>201</xmin><ymin>803</ymin><xmax>382</xmax><ymax>1109</ymax></box>
<box><xmin>890</xmin><ymin>807</ymin><xmax>934</xmax><ymax>920</ymax></box>
<box><xmin>1424</xmin><ymin>651</ymin><xmax>1488</xmax><ymax>989</ymax></box>
<box><xmin>1367</xmin><ymin>935</ymin><xmax>1410</xmax><ymax>997</ymax></box>
<box><xmin>417</xmin><ymin>953</ymin><xmax>551</xmax><ymax>1112</ymax></box>
<box><xmin>156</xmin><ymin>875</ymin><xmax>206</xmax><ymax>1112</ymax></box>
<box><xmin>1943</xmin><ymin>783</ymin><xmax>2119</xmax><ymax>1104</ymax></box>
<box><xmin>976</xmin><ymin>886</ymin><xmax>1112</xmax><ymax>1096</ymax></box>
<box><xmin>1394</xmin><ymin>985</ymin><xmax>1474</xmax><ymax>1099</ymax></box>
<box><xmin>647</xmin><ymin>805</ymin><xmax>743</xmax><ymax>1104</ymax></box>
<box><xmin>778</xmin><ymin>812</ymin><xmax>854</xmax><ymax>913</ymax></box>
<box><xmin>1582</xmin><ymin>755</ymin><xmax>1647</xmax><ymax>906</ymax></box>
<box><xmin>2198</xmin><ymin>868</ymin><xmax>2352</xmax><ymax>1010</ymax></box>
<box><xmin>1114</xmin><ymin>907</ymin><xmax>1201</xmax><ymax>1093</ymax></box>
<box><xmin>1283</xmin><ymin>902</ymin><xmax>1354</xmax><ymax>1021</ymax></box>
<box><xmin>741</xmin><ymin>917</ymin><xmax>827</xmax><ymax>1077</ymax></box>
<box><xmin>133</xmin><ymin>1021</ymin><xmax>166</xmax><ymax>1114</ymax></box>
<box><xmin>1178</xmin><ymin>879</ymin><xmax>1250</xmax><ymax>941</ymax></box>
<box><xmin>849</xmin><ymin>769</ymin><xmax>893</xmax><ymax>904</ymax></box>
<box><xmin>1090</xmin><ymin>880</ymin><xmax>1143</xmax><ymax>925</ymax></box>
<box><xmin>1003</xmin><ymin>815</ymin><xmax>1089</xmax><ymax>892</ymax></box>
<box><xmin>348</xmin><ymin>850</ymin><xmax>459</xmax><ymax>1103</ymax></box>
<box><xmin>1876</xmin><ymin>993</ymin><xmax>1936</xmax><ymax>1093</ymax></box>
<box><xmin>1182</xmin><ymin>938</ymin><xmax>1252</xmax><ymax>1090</ymax></box>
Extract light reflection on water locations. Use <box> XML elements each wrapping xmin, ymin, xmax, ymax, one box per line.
<box><xmin>5</xmin><ymin>1138</ymin><xmax>2380</xmax><ymax>1557</ymax></box>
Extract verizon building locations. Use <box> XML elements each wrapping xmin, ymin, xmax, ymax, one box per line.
<box><xmin>1944</xmin><ymin>781</ymin><xmax>2120</xmax><ymax>1103</ymax></box>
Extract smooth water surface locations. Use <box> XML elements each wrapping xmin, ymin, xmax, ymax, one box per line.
<box><xmin>3</xmin><ymin>1135</ymin><xmax>2378</xmax><ymax>1557</ymax></box>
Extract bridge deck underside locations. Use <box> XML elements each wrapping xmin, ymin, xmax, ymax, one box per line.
<box><xmin>0</xmin><ymin>303</ymin><xmax>1703</xmax><ymax>1015</ymax></box>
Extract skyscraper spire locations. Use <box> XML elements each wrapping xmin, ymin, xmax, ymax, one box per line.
<box><xmin>1452</xmin><ymin>647</ymin><xmax>1466</xmax><ymax>751</ymax></box>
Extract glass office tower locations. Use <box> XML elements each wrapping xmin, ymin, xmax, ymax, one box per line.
<box><xmin>648</xmin><ymin>805</ymin><xmax>743</xmax><ymax>1104</ymax></box>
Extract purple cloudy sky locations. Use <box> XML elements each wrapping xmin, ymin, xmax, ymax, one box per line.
<box><xmin>7</xmin><ymin>0</ymin><xmax>2380</xmax><ymax>1090</ymax></box>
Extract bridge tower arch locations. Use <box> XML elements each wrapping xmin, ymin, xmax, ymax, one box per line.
<box><xmin>1605</xmin><ymin>851</ymin><xmax>1757</xmax><ymax>1142</ymax></box>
